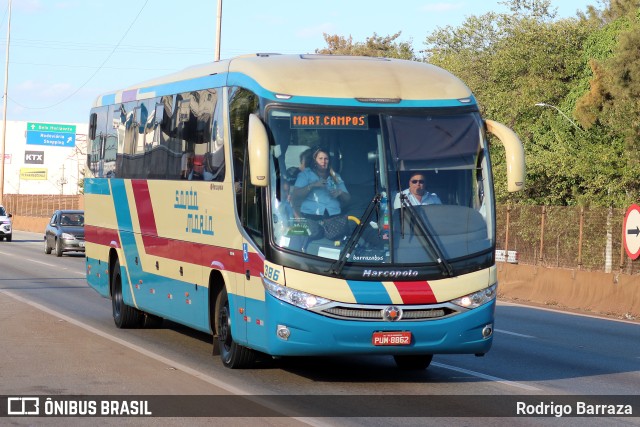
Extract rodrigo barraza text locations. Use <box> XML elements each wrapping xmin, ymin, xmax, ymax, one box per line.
<box><xmin>516</xmin><ymin>401</ymin><xmax>632</xmax><ymax>417</ymax></box>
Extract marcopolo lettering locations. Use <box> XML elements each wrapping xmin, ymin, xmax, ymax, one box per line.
<box><xmin>24</xmin><ymin>151</ymin><xmax>44</xmax><ymax>164</ymax></box>
<box><xmin>362</xmin><ymin>269</ymin><xmax>419</xmax><ymax>278</ymax></box>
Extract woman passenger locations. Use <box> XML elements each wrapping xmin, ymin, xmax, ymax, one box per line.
<box><xmin>291</xmin><ymin>147</ymin><xmax>350</xmax><ymax>219</ymax></box>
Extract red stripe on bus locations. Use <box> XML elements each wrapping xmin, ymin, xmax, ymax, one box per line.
<box><xmin>86</xmin><ymin>224</ymin><xmax>256</xmax><ymax>276</ymax></box>
<box><xmin>131</xmin><ymin>180</ymin><xmax>159</xmax><ymax>236</ymax></box>
<box><xmin>85</xmin><ymin>225</ymin><xmax>120</xmax><ymax>247</ymax></box>
<box><xmin>393</xmin><ymin>281</ymin><xmax>437</xmax><ymax>304</ymax></box>
<box><xmin>141</xmin><ymin>234</ymin><xmax>246</xmax><ymax>274</ymax></box>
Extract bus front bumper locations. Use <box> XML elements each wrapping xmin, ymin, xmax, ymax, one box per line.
<box><xmin>242</xmin><ymin>293</ymin><xmax>495</xmax><ymax>357</ymax></box>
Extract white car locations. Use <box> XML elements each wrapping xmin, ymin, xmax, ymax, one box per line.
<box><xmin>0</xmin><ymin>205</ymin><xmax>12</xmax><ymax>242</ymax></box>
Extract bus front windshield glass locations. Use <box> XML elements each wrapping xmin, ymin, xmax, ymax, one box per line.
<box><xmin>267</xmin><ymin>108</ymin><xmax>494</xmax><ymax>268</ymax></box>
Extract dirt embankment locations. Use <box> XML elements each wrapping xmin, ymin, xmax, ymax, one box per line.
<box><xmin>497</xmin><ymin>262</ymin><xmax>639</xmax><ymax>322</ymax></box>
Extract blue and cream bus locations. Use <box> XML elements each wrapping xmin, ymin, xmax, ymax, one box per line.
<box><xmin>85</xmin><ymin>53</ymin><xmax>524</xmax><ymax>369</ymax></box>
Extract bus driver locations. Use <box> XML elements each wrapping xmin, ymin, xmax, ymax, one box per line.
<box><xmin>393</xmin><ymin>172</ymin><xmax>442</xmax><ymax>209</ymax></box>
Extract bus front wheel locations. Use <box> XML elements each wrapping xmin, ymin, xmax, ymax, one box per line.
<box><xmin>111</xmin><ymin>259</ymin><xmax>142</xmax><ymax>328</ymax></box>
<box><xmin>216</xmin><ymin>288</ymin><xmax>257</xmax><ymax>368</ymax></box>
<box><xmin>393</xmin><ymin>354</ymin><xmax>433</xmax><ymax>370</ymax></box>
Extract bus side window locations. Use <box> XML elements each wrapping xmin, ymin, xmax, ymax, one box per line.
<box><xmin>205</xmin><ymin>95</ymin><xmax>225</xmax><ymax>182</ymax></box>
<box><xmin>229</xmin><ymin>87</ymin><xmax>258</xmax><ymax>220</ymax></box>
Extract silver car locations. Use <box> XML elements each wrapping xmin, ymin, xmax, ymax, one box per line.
<box><xmin>0</xmin><ymin>205</ymin><xmax>12</xmax><ymax>242</ymax></box>
<box><xmin>44</xmin><ymin>210</ymin><xmax>85</xmax><ymax>256</ymax></box>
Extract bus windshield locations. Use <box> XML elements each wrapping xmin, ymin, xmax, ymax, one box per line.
<box><xmin>267</xmin><ymin>107</ymin><xmax>494</xmax><ymax>268</ymax></box>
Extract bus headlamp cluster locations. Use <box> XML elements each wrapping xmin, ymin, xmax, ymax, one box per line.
<box><xmin>451</xmin><ymin>284</ymin><xmax>497</xmax><ymax>309</ymax></box>
<box><xmin>261</xmin><ymin>275</ymin><xmax>331</xmax><ymax>310</ymax></box>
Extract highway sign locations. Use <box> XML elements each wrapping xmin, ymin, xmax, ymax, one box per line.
<box><xmin>26</xmin><ymin>122</ymin><xmax>76</xmax><ymax>147</ymax></box>
<box><xmin>623</xmin><ymin>204</ymin><xmax>640</xmax><ymax>260</ymax></box>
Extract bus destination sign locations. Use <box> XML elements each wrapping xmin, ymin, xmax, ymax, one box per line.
<box><xmin>291</xmin><ymin>113</ymin><xmax>368</xmax><ymax>129</ymax></box>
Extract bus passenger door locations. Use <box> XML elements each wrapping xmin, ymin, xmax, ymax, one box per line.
<box><xmin>240</xmin><ymin>180</ymin><xmax>267</xmax><ymax>349</ymax></box>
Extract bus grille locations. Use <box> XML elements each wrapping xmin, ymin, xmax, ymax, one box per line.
<box><xmin>319</xmin><ymin>305</ymin><xmax>457</xmax><ymax>321</ymax></box>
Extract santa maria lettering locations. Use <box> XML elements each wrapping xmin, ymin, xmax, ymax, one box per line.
<box><xmin>174</xmin><ymin>188</ymin><xmax>214</xmax><ymax>236</ymax></box>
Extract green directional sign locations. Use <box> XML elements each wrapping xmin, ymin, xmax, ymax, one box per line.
<box><xmin>27</xmin><ymin>122</ymin><xmax>76</xmax><ymax>133</ymax></box>
<box><xmin>26</xmin><ymin>122</ymin><xmax>77</xmax><ymax>147</ymax></box>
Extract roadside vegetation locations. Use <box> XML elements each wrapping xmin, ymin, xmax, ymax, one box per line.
<box><xmin>316</xmin><ymin>0</ymin><xmax>640</xmax><ymax>209</ymax></box>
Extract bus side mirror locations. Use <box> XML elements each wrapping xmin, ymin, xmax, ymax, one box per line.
<box><xmin>248</xmin><ymin>113</ymin><xmax>269</xmax><ymax>187</ymax></box>
<box><xmin>485</xmin><ymin>120</ymin><xmax>525</xmax><ymax>192</ymax></box>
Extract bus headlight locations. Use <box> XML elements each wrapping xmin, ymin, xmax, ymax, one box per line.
<box><xmin>261</xmin><ymin>274</ymin><xmax>331</xmax><ymax>310</ymax></box>
<box><xmin>451</xmin><ymin>284</ymin><xmax>497</xmax><ymax>309</ymax></box>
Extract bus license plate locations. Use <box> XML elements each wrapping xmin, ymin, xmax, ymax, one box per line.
<box><xmin>372</xmin><ymin>331</ymin><xmax>412</xmax><ymax>346</ymax></box>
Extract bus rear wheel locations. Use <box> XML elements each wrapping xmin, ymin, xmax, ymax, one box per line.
<box><xmin>111</xmin><ymin>259</ymin><xmax>142</xmax><ymax>328</ymax></box>
<box><xmin>216</xmin><ymin>288</ymin><xmax>257</xmax><ymax>368</ymax></box>
<box><xmin>393</xmin><ymin>354</ymin><xmax>433</xmax><ymax>370</ymax></box>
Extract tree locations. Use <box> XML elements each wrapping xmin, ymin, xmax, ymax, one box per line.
<box><xmin>423</xmin><ymin>0</ymin><xmax>635</xmax><ymax>207</ymax></box>
<box><xmin>574</xmin><ymin>0</ymin><xmax>640</xmax><ymax>205</ymax></box>
<box><xmin>316</xmin><ymin>32</ymin><xmax>415</xmax><ymax>60</ymax></box>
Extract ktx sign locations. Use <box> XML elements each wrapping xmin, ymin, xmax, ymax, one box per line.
<box><xmin>24</xmin><ymin>150</ymin><xmax>44</xmax><ymax>164</ymax></box>
<box><xmin>26</xmin><ymin>122</ymin><xmax>76</xmax><ymax>147</ymax></box>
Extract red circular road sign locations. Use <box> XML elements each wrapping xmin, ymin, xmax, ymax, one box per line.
<box><xmin>623</xmin><ymin>204</ymin><xmax>640</xmax><ymax>260</ymax></box>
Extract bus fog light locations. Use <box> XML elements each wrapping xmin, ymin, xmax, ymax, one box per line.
<box><xmin>276</xmin><ymin>325</ymin><xmax>290</xmax><ymax>340</ymax></box>
<box><xmin>482</xmin><ymin>324</ymin><xmax>493</xmax><ymax>338</ymax></box>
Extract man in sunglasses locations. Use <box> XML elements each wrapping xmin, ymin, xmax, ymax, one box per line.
<box><xmin>393</xmin><ymin>172</ymin><xmax>442</xmax><ymax>209</ymax></box>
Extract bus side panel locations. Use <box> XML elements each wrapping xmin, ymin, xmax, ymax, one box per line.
<box><xmin>139</xmin><ymin>179</ymin><xmax>244</xmax><ymax>332</ymax></box>
<box><xmin>109</xmin><ymin>179</ymin><xmax>209</xmax><ymax>331</ymax></box>
<box><xmin>94</xmin><ymin>178</ymin><xmax>245</xmax><ymax>333</ymax></box>
<box><xmin>85</xmin><ymin>178</ymin><xmax>118</xmax><ymax>298</ymax></box>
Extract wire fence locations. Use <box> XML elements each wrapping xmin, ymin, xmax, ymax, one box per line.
<box><xmin>497</xmin><ymin>204</ymin><xmax>640</xmax><ymax>275</ymax></box>
<box><xmin>3</xmin><ymin>194</ymin><xmax>82</xmax><ymax>218</ymax></box>
<box><xmin>3</xmin><ymin>194</ymin><xmax>639</xmax><ymax>274</ymax></box>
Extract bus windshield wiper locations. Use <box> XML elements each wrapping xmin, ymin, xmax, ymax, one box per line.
<box><xmin>399</xmin><ymin>197</ymin><xmax>455</xmax><ymax>277</ymax></box>
<box><xmin>328</xmin><ymin>193</ymin><xmax>381</xmax><ymax>276</ymax></box>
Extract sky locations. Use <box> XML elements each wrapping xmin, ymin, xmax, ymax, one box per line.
<box><xmin>0</xmin><ymin>0</ymin><xmax>597</xmax><ymax>126</ymax></box>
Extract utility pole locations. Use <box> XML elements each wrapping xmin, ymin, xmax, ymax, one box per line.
<box><xmin>58</xmin><ymin>164</ymin><xmax>68</xmax><ymax>195</ymax></box>
<box><xmin>214</xmin><ymin>0</ymin><xmax>222</xmax><ymax>61</ymax></box>
<box><xmin>0</xmin><ymin>0</ymin><xmax>12</xmax><ymax>205</ymax></box>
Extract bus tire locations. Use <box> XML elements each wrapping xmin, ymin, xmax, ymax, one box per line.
<box><xmin>216</xmin><ymin>288</ymin><xmax>257</xmax><ymax>368</ymax></box>
<box><xmin>111</xmin><ymin>259</ymin><xmax>142</xmax><ymax>328</ymax></box>
<box><xmin>393</xmin><ymin>354</ymin><xmax>433</xmax><ymax>370</ymax></box>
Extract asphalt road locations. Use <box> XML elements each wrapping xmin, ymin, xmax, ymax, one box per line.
<box><xmin>0</xmin><ymin>230</ymin><xmax>638</xmax><ymax>427</ymax></box>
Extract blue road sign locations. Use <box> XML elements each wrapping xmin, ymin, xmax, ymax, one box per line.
<box><xmin>26</xmin><ymin>122</ymin><xmax>77</xmax><ymax>147</ymax></box>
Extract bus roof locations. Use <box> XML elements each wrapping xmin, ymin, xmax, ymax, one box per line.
<box><xmin>93</xmin><ymin>54</ymin><xmax>475</xmax><ymax>108</ymax></box>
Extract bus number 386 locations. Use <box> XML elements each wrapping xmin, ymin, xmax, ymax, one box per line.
<box><xmin>264</xmin><ymin>265</ymin><xmax>280</xmax><ymax>281</ymax></box>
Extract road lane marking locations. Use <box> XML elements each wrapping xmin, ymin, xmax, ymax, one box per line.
<box><xmin>0</xmin><ymin>250</ymin><xmax>85</xmax><ymax>274</ymax></box>
<box><xmin>432</xmin><ymin>362</ymin><xmax>541</xmax><ymax>391</ymax></box>
<box><xmin>0</xmin><ymin>289</ymin><xmax>332</xmax><ymax>426</ymax></box>
<box><xmin>497</xmin><ymin>300</ymin><xmax>640</xmax><ymax>325</ymax></box>
<box><xmin>494</xmin><ymin>328</ymin><xmax>535</xmax><ymax>338</ymax></box>
<box><xmin>1</xmin><ymin>289</ymin><xmax>254</xmax><ymax>394</ymax></box>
